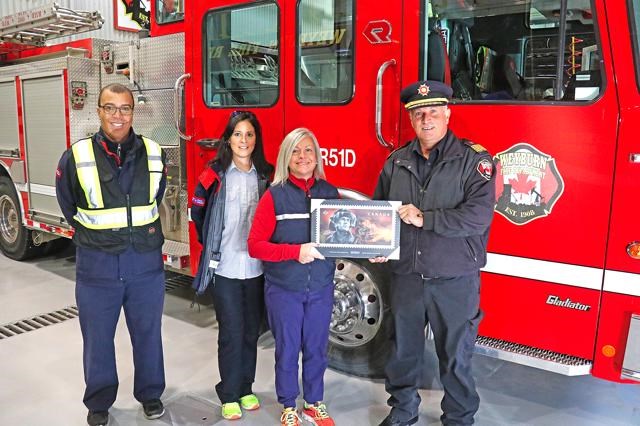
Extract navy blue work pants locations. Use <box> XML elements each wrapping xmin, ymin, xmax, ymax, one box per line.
<box><xmin>264</xmin><ymin>282</ymin><xmax>333</xmax><ymax>408</ymax></box>
<box><xmin>75</xmin><ymin>246</ymin><xmax>166</xmax><ymax>412</ymax></box>
<box><xmin>385</xmin><ymin>272</ymin><xmax>482</xmax><ymax>425</ymax></box>
<box><xmin>209</xmin><ymin>274</ymin><xmax>264</xmax><ymax>403</ymax></box>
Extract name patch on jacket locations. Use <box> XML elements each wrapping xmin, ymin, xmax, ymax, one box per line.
<box><xmin>192</xmin><ymin>196</ymin><xmax>205</xmax><ymax>207</ymax></box>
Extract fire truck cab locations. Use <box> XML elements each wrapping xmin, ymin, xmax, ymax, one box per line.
<box><xmin>0</xmin><ymin>0</ymin><xmax>639</xmax><ymax>384</ymax></box>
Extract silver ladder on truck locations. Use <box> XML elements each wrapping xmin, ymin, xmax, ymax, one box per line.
<box><xmin>0</xmin><ymin>2</ymin><xmax>103</xmax><ymax>46</ymax></box>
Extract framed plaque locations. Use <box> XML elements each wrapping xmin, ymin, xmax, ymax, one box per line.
<box><xmin>310</xmin><ymin>199</ymin><xmax>401</xmax><ymax>259</ymax></box>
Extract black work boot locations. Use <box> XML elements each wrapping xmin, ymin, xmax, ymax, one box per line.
<box><xmin>87</xmin><ymin>410</ymin><xmax>109</xmax><ymax>426</ymax></box>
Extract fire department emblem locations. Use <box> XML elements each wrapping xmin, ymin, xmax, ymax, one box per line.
<box><xmin>477</xmin><ymin>159</ymin><xmax>493</xmax><ymax>181</ymax></box>
<box><xmin>494</xmin><ymin>143</ymin><xmax>564</xmax><ymax>225</ymax></box>
<box><xmin>417</xmin><ymin>84</ymin><xmax>430</xmax><ymax>96</ymax></box>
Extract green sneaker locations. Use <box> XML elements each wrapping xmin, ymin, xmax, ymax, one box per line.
<box><xmin>239</xmin><ymin>394</ymin><xmax>260</xmax><ymax>410</ymax></box>
<box><xmin>221</xmin><ymin>402</ymin><xmax>242</xmax><ymax>420</ymax></box>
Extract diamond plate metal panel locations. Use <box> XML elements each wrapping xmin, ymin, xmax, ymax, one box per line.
<box><xmin>137</xmin><ymin>33</ymin><xmax>185</xmax><ymax>90</ymax></box>
<box><xmin>101</xmin><ymin>33</ymin><xmax>184</xmax><ymax>91</ymax></box>
<box><xmin>0</xmin><ymin>39</ymin><xmax>111</xmax><ymax>79</ymax></box>
<box><xmin>132</xmin><ymin>89</ymin><xmax>180</xmax><ymax>146</ymax></box>
<box><xmin>67</xmin><ymin>56</ymin><xmax>101</xmax><ymax>143</ymax></box>
<box><xmin>100</xmin><ymin>40</ymin><xmax>139</xmax><ymax>87</ymax></box>
<box><xmin>164</xmin><ymin>145</ymin><xmax>181</xmax><ymax>168</ymax></box>
<box><xmin>0</xmin><ymin>57</ymin><xmax>68</xmax><ymax>79</ymax></box>
<box><xmin>159</xmin><ymin>144</ymin><xmax>188</xmax><ymax>244</ymax></box>
<box><xmin>179</xmin><ymin>189</ymin><xmax>189</xmax><ymax>241</ymax></box>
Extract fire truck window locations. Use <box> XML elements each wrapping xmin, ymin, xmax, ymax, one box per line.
<box><xmin>156</xmin><ymin>0</ymin><xmax>184</xmax><ymax>24</ymax></box>
<box><xmin>204</xmin><ymin>2</ymin><xmax>279</xmax><ymax>107</ymax></box>
<box><xmin>423</xmin><ymin>0</ymin><xmax>602</xmax><ymax>102</ymax></box>
<box><xmin>297</xmin><ymin>0</ymin><xmax>354</xmax><ymax>104</ymax></box>
<box><xmin>630</xmin><ymin>0</ymin><xmax>640</xmax><ymax>91</ymax></box>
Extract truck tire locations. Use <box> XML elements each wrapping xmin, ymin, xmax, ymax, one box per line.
<box><xmin>327</xmin><ymin>259</ymin><xmax>392</xmax><ymax>378</ymax></box>
<box><xmin>0</xmin><ymin>176</ymin><xmax>40</xmax><ymax>260</ymax></box>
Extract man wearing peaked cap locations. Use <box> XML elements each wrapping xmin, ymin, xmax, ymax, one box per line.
<box><xmin>400</xmin><ymin>80</ymin><xmax>453</xmax><ymax>109</ymax></box>
<box><xmin>372</xmin><ymin>80</ymin><xmax>496</xmax><ymax>426</ymax></box>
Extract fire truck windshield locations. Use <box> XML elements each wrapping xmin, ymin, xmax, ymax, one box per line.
<box><xmin>424</xmin><ymin>0</ymin><xmax>601</xmax><ymax>102</ymax></box>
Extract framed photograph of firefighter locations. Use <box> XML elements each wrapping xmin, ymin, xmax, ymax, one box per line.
<box><xmin>310</xmin><ymin>199</ymin><xmax>401</xmax><ymax>259</ymax></box>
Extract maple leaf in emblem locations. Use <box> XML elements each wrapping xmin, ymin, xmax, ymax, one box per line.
<box><xmin>508</xmin><ymin>173</ymin><xmax>537</xmax><ymax>194</ymax></box>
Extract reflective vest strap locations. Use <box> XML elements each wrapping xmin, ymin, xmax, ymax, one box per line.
<box><xmin>74</xmin><ymin>206</ymin><xmax>128</xmax><ymax>230</ymax></box>
<box><xmin>71</xmin><ymin>138</ymin><xmax>104</xmax><ymax>209</ymax></box>
<box><xmin>142</xmin><ymin>137</ymin><xmax>163</xmax><ymax>203</ymax></box>
<box><xmin>131</xmin><ymin>202</ymin><xmax>160</xmax><ymax>226</ymax></box>
<box><xmin>74</xmin><ymin>201</ymin><xmax>159</xmax><ymax>230</ymax></box>
<box><xmin>275</xmin><ymin>213</ymin><xmax>310</xmax><ymax>221</ymax></box>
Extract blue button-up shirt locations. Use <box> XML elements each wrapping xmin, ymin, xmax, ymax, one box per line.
<box><xmin>216</xmin><ymin>161</ymin><xmax>263</xmax><ymax>279</ymax></box>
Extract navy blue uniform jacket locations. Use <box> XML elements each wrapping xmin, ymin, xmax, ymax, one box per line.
<box><xmin>374</xmin><ymin>130</ymin><xmax>496</xmax><ymax>277</ymax></box>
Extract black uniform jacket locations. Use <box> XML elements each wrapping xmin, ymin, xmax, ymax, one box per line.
<box><xmin>55</xmin><ymin>129</ymin><xmax>168</xmax><ymax>282</ymax></box>
<box><xmin>374</xmin><ymin>130</ymin><xmax>496</xmax><ymax>277</ymax></box>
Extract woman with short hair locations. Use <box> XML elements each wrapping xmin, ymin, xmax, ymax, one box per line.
<box><xmin>248</xmin><ymin>128</ymin><xmax>337</xmax><ymax>426</ymax></box>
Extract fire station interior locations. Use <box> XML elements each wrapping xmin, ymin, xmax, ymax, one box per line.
<box><xmin>0</xmin><ymin>0</ymin><xmax>638</xmax><ymax>425</ymax></box>
<box><xmin>1</xmin><ymin>248</ymin><xmax>637</xmax><ymax>425</ymax></box>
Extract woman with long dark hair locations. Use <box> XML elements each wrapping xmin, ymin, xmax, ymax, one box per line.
<box><xmin>191</xmin><ymin>110</ymin><xmax>273</xmax><ymax>420</ymax></box>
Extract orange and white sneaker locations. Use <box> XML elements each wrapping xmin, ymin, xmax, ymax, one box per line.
<box><xmin>301</xmin><ymin>402</ymin><xmax>335</xmax><ymax>426</ymax></box>
<box><xmin>280</xmin><ymin>407</ymin><xmax>300</xmax><ymax>426</ymax></box>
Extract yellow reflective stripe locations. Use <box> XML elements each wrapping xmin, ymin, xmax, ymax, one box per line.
<box><xmin>71</xmin><ymin>138</ymin><xmax>104</xmax><ymax>208</ymax></box>
<box><xmin>73</xmin><ymin>201</ymin><xmax>159</xmax><ymax>230</ymax></box>
<box><xmin>142</xmin><ymin>137</ymin><xmax>163</xmax><ymax>203</ymax></box>
<box><xmin>74</xmin><ymin>207</ymin><xmax>128</xmax><ymax>230</ymax></box>
<box><xmin>131</xmin><ymin>202</ymin><xmax>160</xmax><ymax>226</ymax></box>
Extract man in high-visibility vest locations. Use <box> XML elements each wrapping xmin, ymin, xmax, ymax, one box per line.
<box><xmin>56</xmin><ymin>83</ymin><xmax>168</xmax><ymax>426</ymax></box>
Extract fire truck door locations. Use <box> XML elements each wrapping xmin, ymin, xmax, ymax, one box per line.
<box><xmin>594</xmin><ymin>0</ymin><xmax>640</xmax><ymax>381</ymax></box>
<box><xmin>188</xmin><ymin>0</ymin><xmax>285</xmax><ymax>175</ymax></box>
<box><xmin>282</xmin><ymin>0</ymin><xmax>403</xmax><ymax>196</ymax></box>
<box><xmin>21</xmin><ymin>73</ymin><xmax>68</xmax><ymax>223</ymax></box>
<box><xmin>186</xmin><ymin>0</ymin><xmax>286</xmax><ymax>273</ymax></box>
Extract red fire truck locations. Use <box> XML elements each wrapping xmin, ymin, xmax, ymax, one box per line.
<box><xmin>0</xmin><ymin>0</ymin><xmax>638</xmax><ymax>384</ymax></box>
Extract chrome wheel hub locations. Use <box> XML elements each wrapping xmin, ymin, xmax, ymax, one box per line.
<box><xmin>329</xmin><ymin>259</ymin><xmax>383</xmax><ymax>347</ymax></box>
<box><xmin>0</xmin><ymin>194</ymin><xmax>19</xmax><ymax>244</ymax></box>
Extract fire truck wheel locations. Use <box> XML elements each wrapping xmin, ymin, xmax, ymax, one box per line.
<box><xmin>0</xmin><ymin>176</ymin><xmax>40</xmax><ymax>260</ymax></box>
<box><xmin>327</xmin><ymin>259</ymin><xmax>392</xmax><ymax>378</ymax></box>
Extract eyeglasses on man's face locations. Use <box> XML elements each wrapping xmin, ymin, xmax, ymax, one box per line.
<box><xmin>99</xmin><ymin>104</ymin><xmax>134</xmax><ymax>116</ymax></box>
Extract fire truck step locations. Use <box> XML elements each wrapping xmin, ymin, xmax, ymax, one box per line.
<box><xmin>475</xmin><ymin>335</ymin><xmax>592</xmax><ymax>376</ymax></box>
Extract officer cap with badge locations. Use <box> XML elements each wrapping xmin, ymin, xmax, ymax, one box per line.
<box><xmin>400</xmin><ymin>80</ymin><xmax>453</xmax><ymax>110</ymax></box>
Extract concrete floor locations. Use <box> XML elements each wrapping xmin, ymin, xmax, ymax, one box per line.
<box><xmin>0</xmin><ymin>246</ymin><xmax>638</xmax><ymax>426</ymax></box>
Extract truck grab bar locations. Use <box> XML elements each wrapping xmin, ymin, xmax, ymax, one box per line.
<box><xmin>174</xmin><ymin>73</ymin><xmax>192</xmax><ymax>141</ymax></box>
<box><xmin>376</xmin><ymin>59</ymin><xmax>396</xmax><ymax>149</ymax></box>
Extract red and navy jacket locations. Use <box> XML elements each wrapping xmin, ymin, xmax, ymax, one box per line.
<box><xmin>191</xmin><ymin>160</ymin><xmax>269</xmax><ymax>294</ymax></box>
<box><xmin>248</xmin><ymin>176</ymin><xmax>339</xmax><ymax>292</ymax></box>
